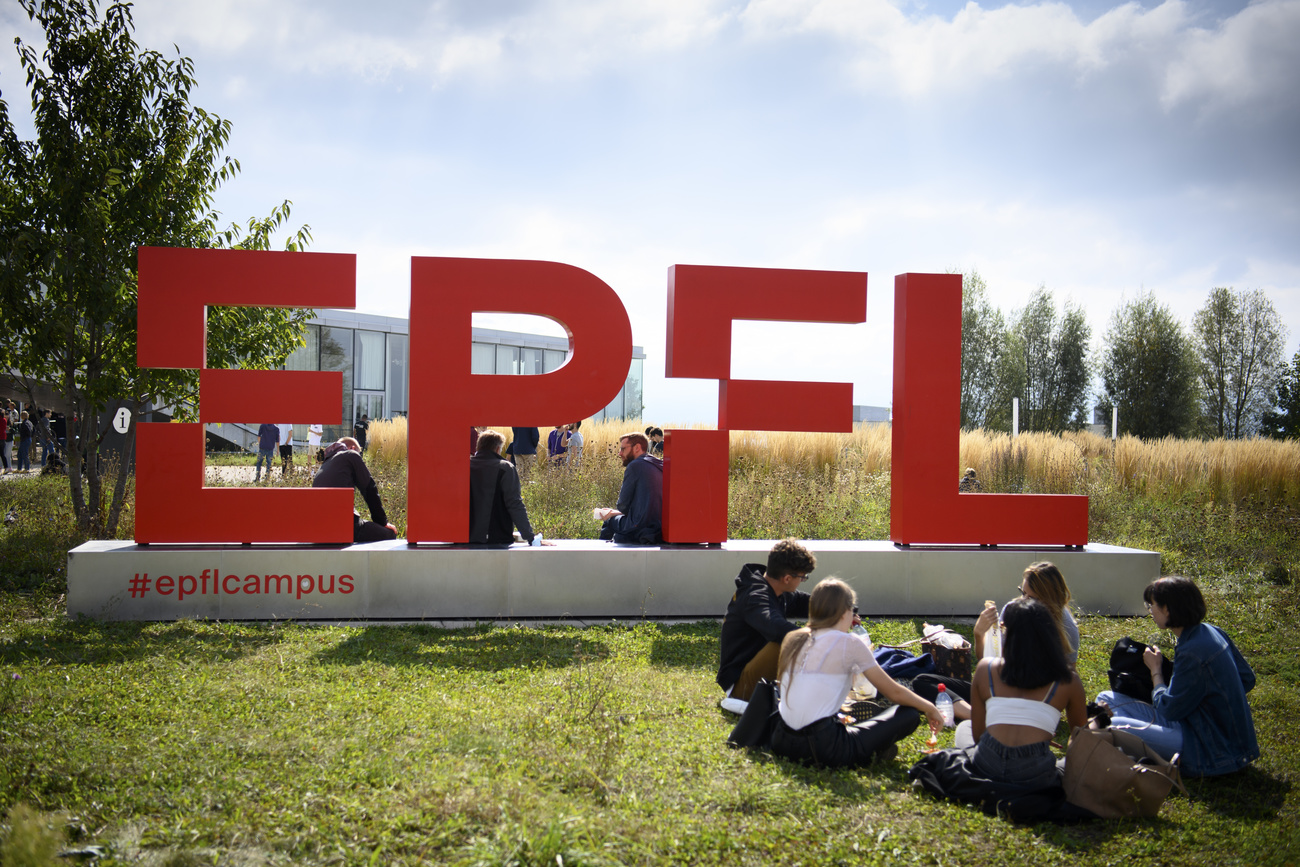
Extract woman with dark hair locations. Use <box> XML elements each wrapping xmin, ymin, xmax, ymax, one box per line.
<box><xmin>771</xmin><ymin>578</ymin><xmax>944</xmax><ymax>768</ymax></box>
<box><xmin>1096</xmin><ymin>576</ymin><xmax>1258</xmax><ymax>777</ymax></box>
<box><xmin>914</xmin><ymin>561</ymin><xmax>1079</xmax><ymax>722</ymax></box>
<box><xmin>964</xmin><ymin>598</ymin><xmax>1087</xmax><ymax>787</ymax></box>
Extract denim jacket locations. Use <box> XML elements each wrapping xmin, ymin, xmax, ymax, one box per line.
<box><xmin>1153</xmin><ymin>623</ymin><xmax>1258</xmax><ymax>776</ymax></box>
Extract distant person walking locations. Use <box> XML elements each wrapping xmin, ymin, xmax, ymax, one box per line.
<box><xmin>307</xmin><ymin>423</ymin><xmax>323</xmax><ymax>461</ymax></box>
<box><xmin>16</xmin><ymin>411</ymin><xmax>34</xmax><ymax>472</ymax></box>
<box><xmin>278</xmin><ymin>423</ymin><xmax>295</xmax><ymax>476</ymax></box>
<box><xmin>353</xmin><ymin>413</ymin><xmax>369</xmax><ymax>452</ymax></box>
<box><xmin>0</xmin><ymin>410</ymin><xmax>9</xmax><ymax>474</ymax></box>
<box><xmin>254</xmin><ymin>423</ymin><xmax>278</xmax><ymax>483</ymax></box>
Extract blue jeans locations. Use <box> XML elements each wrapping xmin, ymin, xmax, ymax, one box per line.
<box><xmin>16</xmin><ymin>440</ymin><xmax>31</xmax><ymax>471</ymax></box>
<box><xmin>1096</xmin><ymin>690</ymin><xmax>1184</xmax><ymax>760</ymax></box>
<box><xmin>970</xmin><ymin>731</ymin><xmax>1061</xmax><ymax>789</ymax></box>
<box><xmin>255</xmin><ymin>448</ymin><xmax>275</xmax><ymax>480</ymax></box>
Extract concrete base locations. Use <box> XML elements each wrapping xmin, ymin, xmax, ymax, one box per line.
<box><xmin>67</xmin><ymin>540</ymin><xmax>1160</xmax><ymax>622</ymax></box>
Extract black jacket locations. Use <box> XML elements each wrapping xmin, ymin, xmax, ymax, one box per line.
<box><xmin>312</xmin><ymin>450</ymin><xmax>387</xmax><ymax>526</ymax></box>
<box><xmin>716</xmin><ymin>563</ymin><xmax>810</xmax><ymax>690</ymax></box>
<box><xmin>469</xmin><ymin>451</ymin><xmax>534</xmax><ymax>545</ymax></box>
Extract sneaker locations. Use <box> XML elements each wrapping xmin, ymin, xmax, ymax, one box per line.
<box><xmin>719</xmin><ymin>696</ymin><xmax>749</xmax><ymax>716</ymax></box>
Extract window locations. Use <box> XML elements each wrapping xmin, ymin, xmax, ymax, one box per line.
<box><xmin>354</xmin><ymin>330</ymin><xmax>385</xmax><ymax>391</ymax></box>
<box><xmin>472</xmin><ymin>343</ymin><xmax>496</xmax><ymax>374</ymax></box>
<box><xmin>388</xmin><ymin>333</ymin><xmax>408</xmax><ymax>415</ymax></box>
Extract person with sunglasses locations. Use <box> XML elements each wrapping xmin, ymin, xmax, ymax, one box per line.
<box><xmin>771</xmin><ymin>578</ymin><xmax>944</xmax><ymax>767</ymax></box>
<box><xmin>912</xmin><ymin>561</ymin><xmax>1078</xmax><ymax>725</ymax></box>
<box><xmin>717</xmin><ymin>539</ymin><xmax>817</xmax><ymax>710</ymax></box>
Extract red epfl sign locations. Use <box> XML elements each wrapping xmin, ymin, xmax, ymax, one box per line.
<box><xmin>135</xmin><ymin>247</ymin><xmax>1088</xmax><ymax>546</ymax></box>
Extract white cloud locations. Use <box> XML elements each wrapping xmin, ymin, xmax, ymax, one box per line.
<box><xmin>1162</xmin><ymin>0</ymin><xmax>1300</xmax><ymax>110</ymax></box>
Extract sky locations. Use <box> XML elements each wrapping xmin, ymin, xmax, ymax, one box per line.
<box><xmin>3</xmin><ymin>0</ymin><xmax>1298</xmax><ymax>424</ymax></box>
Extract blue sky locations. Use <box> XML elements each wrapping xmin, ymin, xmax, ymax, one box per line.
<box><xmin>4</xmin><ymin>0</ymin><xmax>1298</xmax><ymax>424</ymax></box>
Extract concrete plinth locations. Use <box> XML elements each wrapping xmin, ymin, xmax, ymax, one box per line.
<box><xmin>66</xmin><ymin>540</ymin><xmax>1160</xmax><ymax>622</ymax></box>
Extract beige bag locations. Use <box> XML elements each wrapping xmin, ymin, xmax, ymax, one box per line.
<box><xmin>1062</xmin><ymin>726</ymin><xmax>1187</xmax><ymax>818</ymax></box>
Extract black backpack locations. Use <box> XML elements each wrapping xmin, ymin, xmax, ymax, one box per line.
<box><xmin>1107</xmin><ymin>637</ymin><xmax>1174</xmax><ymax>703</ymax></box>
<box><xmin>727</xmin><ymin>679</ymin><xmax>781</xmax><ymax>749</ymax></box>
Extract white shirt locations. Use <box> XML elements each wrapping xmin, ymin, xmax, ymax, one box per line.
<box><xmin>278</xmin><ymin>423</ymin><xmax>294</xmax><ymax>447</ymax></box>
<box><xmin>778</xmin><ymin>629</ymin><xmax>879</xmax><ymax>730</ymax></box>
<box><xmin>308</xmin><ymin>423</ymin><xmax>323</xmax><ymax>446</ymax></box>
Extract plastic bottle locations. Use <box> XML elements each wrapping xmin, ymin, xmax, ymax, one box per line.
<box><xmin>983</xmin><ymin>626</ymin><xmax>1003</xmax><ymax>660</ymax></box>
<box><xmin>850</xmin><ymin>624</ymin><xmax>877</xmax><ymax>698</ymax></box>
<box><xmin>936</xmin><ymin>683</ymin><xmax>954</xmax><ymax>727</ymax></box>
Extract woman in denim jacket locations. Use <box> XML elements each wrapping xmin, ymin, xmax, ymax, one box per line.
<box><xmin>1097</xmin><ymin>576</ymin><xmax>1259</xmax><ymax>777</ymax></box>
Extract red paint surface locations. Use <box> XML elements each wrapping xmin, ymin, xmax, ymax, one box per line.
<box><xmin>889</xmin><ymin>273</ymin><xmax>1088</xmax><ymax>545</ymax></box>
<box><xmin>135</xmin><ymin>247</ymin><xmax>358</xmax><ymax>543</ymax></box>
<box><xmin>406</xmin><ymin>258</ymin><xmax>633</xmax><ymax>543</ymax></box>
<box><xmin>133</xmin><ymin>248</ymin><xmax>1089</xmax><ymax>547</ymax></box>
<box><xmin>663</xmin><ymin>265</ymin><xmax>867</xmax><ymax>543</ymax></box>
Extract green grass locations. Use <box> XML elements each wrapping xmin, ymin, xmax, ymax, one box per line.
<box><xmin>2</xmin><ymin>463</ymin><xmax>1299</xmax><ymax>865</ymax></box>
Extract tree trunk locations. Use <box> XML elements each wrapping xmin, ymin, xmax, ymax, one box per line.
<box><xmin>104</xmin><ymin>399</ymin><xmax>140</xmax><ymax>538</ymax></box>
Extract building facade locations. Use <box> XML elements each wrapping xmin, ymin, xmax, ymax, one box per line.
<box><xmin>263</xmin><ymin>310</ymin><xmax>645</xmax><ymax>446</ymax></box>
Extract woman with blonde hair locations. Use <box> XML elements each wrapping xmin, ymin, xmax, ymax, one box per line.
<box><xmin>771</xmin><ymin>578</ymin><xmax>944</xmax><ymax>767</ymax></box>
<box><xmin>913</xmin><ymin>561</ymin><xmax>1078</xmax><ymax>724</ymax></box>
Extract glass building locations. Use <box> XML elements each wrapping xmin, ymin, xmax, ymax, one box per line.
<box><xmin>273</xmin><ymin>310</ymin><xmax>645</xmax><ymax>445</ymax></box>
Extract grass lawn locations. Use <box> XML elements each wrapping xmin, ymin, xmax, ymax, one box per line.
<box><xmin>1</xmin><ymin>458</ymin><xmax>1299</xmax><ymax>865</ymax></box>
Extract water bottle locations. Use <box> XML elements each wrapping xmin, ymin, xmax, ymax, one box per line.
<box><xmin>983</xmin><ymin>626</ymin><xmax>1003</xmax><ymax>660</ymax></box>
<box><xmin>936</xmin><ymin>683</ymin><xmax>954</xmax><ymax>727</ymax></box>
<box><xmin>850</xmin><ymin>624</ymin><xmax>877</xmax><ymax>698</ymax></box>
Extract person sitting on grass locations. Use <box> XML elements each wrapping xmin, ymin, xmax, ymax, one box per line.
<box><xmin>770</xmin><ymin>578</ymin><xmax>943</xmax><ymax>768</ymax></box>
<box><xmin>913</xmin><ymin>561</ymin><xmax>1079</xmax><ymax>722</ymax></box>
<box><xmin>1094</xmin><ymin>576</ymin><xmax>1258</xmax><ymax>777</ymax></box>
<box><xmin>960</xmin><ymin>598</ymin><xmax>1086</xmax><ymax>787</ymax></box>
<box><xmin>716</xmin><ymin>539</ymin><xmax>815</xmax><ymax>710</ymax></box>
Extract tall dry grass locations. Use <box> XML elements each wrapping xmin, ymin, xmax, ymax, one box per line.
<box><xmin>365</xmin><ymin>417</ymin><xmax>1300</xmax><ymax>508</ymax></box>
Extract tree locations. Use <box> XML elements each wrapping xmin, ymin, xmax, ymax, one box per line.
<box><xmin>1192</xmin><ymin>287</ymin><xmax>1288</xmax><ymax>438</ymax></box>
<box><xmin>1</xmin><ymin>0</ymin><xmax>313</xmax><ymax>535</ymax></box>
<box><xmin>959</xmin><ymin>270</ymin><xmax>1007</xmax><ymax>429</ymax></box>
<box><xmin>1099</xmin><ymin>292</ymin><xmax>1201</xmax><ymax>439</ymax></box>
<box><xmin>1260</xmin><ymin>349</ymin><xmax>1300</xmax><ymax>439</ymax></box>
<box><xmin>983</xmin><ymin>287</ymin><xmax>1092</xmax><ymax>433</ymax></box>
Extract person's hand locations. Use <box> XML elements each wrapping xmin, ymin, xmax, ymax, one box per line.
<box><xmin>540</xmin><ymin>539</ymin><xmax>557</xmax><ymax>546</ymax></box>
<box><xmin>1144</xmin><ymin>644</ymin><xmax>1165</xmax><ymax>675</ymax></box>
<box><xmin>923</xmin><ymin>701</ymin><xmax>946</xmax><ymax>733</ymax></box>
<box><xmin>975</xmin><ymin>605</ymin><xmax>999</xmax><ymax>635</ymax></box>
<box><xmin>594</xmin><ymin>508</ymin><xmax>619</xmax><ymax>521</ymax></box>
<box><xmin>386</xmin><ymin>523</ymin><xmax>398</xmax><ymax>534</ymax></box>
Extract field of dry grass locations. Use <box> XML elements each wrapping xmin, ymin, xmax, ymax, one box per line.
<box><xmin>369</xmin><ymin>417</ymin><xmax>1300</xmax><ymax>506</ymax></box>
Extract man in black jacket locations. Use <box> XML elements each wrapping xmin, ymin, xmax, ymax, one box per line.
<box><xmin>717</xmin><ymin>539</ymin><xmax>817</xmax><ymax>704</ymax></box>
<box><xmin>312</xmin><ymin>437</ymin><xmax>397</xmax><ymax>543</ymax></box>
<box><xmin>468</xmin><ymin>430</ymin><xmax>537</xmax><ymax>546</ymax></box>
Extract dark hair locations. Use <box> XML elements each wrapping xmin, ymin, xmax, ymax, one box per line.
<box><xmin>477</xmin><ymin>429</ymin><xmax>505</xmax><ymax>455</ymax></box>
<box><xmin>1143</xmin><ymin>576</ymin><xmax>1206</xmax><ymax>629</ymax></box>
<box><xmin>766</xmin><ymin>538</ymin><xmax>816</xmax><ymax>580</ymax></box>
<box><xmin>571</xmin><ymin>420</ymin><xmax>581</xmax><ymax>430</ymax></box>
<box><xmin>1000</xmin><ymin>598</ymin><xmax>1072</xmax><ymax>689</ymax></box>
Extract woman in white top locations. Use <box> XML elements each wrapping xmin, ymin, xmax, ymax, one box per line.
<box><xmin>771</xmin><ymin>579</ymin><xmax>944</xmax><ymax>768</ymax></box>
<box><xmin>968</xmin><ymin>598</ymin><xmax>1087</xmax><ymax>788</ymax></box>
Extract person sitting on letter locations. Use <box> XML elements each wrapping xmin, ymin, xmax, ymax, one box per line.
<box><xmin>595</xmin><ymin>432</ymin><xmax>663</xmax><ymax>544</ymax></box>
<box><xmin>312</xmin><ymin>437</ymin><xmax>397</xmax><ymax>543</ymax></box>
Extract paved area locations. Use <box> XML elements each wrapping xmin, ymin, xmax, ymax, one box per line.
<box><xmin>204</xmin><ymin>464</ymin><xmax>316</xmax><ymax>485</ymax></box>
